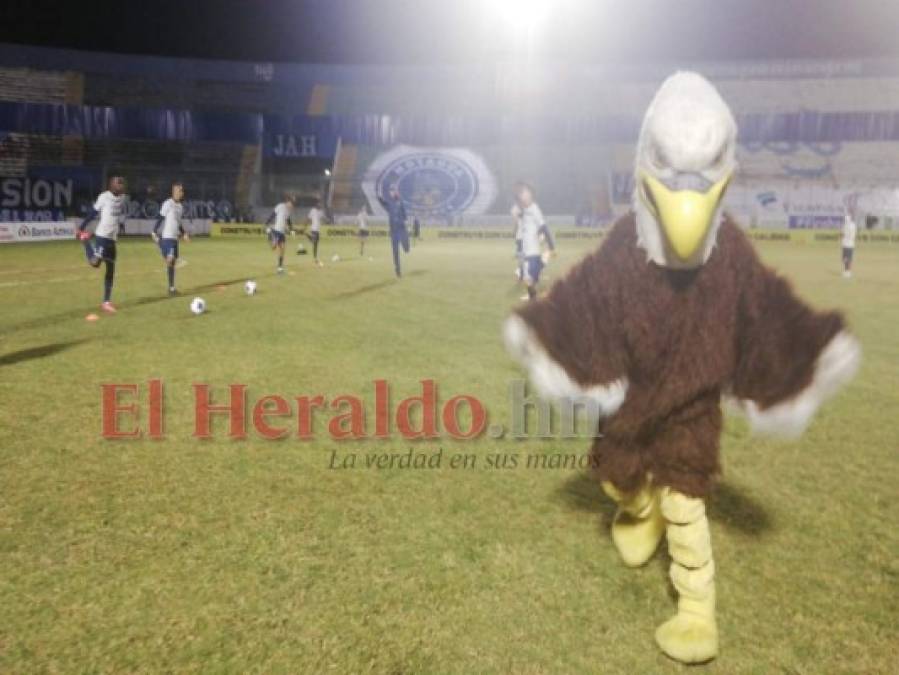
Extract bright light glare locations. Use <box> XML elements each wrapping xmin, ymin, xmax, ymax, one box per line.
<box><xmin>489</xmin><ymin>0</ymin><xmax>552</xmax><ymax>36</ymax></box>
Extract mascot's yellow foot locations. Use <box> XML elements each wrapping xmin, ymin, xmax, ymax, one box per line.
<box><xmin>656</xmin><ymin>487</ymin><xmax>719</xmax><ymax>663</ymax></box>
<box><xmin>602</xmin><ymin>482</ymin><xmax>665</xmax><ymax>567</ymax></box>
<box><xmin>655</xmin><ymin>613</ymin><xmax>718</xmax><ymax>664</ymax></box>
<box><xmin>611</xmin><ymin>506</ymin><xmax>665</xmax><ymax>567</ymax></box>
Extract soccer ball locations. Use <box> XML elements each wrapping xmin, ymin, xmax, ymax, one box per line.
<box><xmin>296</xmin><ymin>244</ymin><xmax>307</xmax><ymax>255</ymax></box>
<box><xmin>331</xmin><ymin>254</ymin><xmax>341</xmax><ymax>263</ymax></box>
<box><xmin>244</xmin><ymin>280</ymin><xmax>257</xmax><ymax>295</ymax></box>
<box><xmin>190</xmin><ymin>297</ymin><xmax>206</xmax><ymax>315</ymax></box>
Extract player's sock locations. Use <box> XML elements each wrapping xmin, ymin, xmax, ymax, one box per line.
<box><xmin>103</xmin><ymin>262</ymin><xmax>115</xmax><ymax>302</ymax></box>
<box><xmin>167</xmin><ymin>265</ymin><xmax>175</xmax><ymax>289</ymax></box>
<box><xmin>527</xmin><ymin>286</ymin><xmax>536</xmax><ymax>300</ymax></box>
<box><xmin>313</xmin><ymin>239</ymin><xmax>319</xmax><ymax>260</ymax></box>
<box><xmin>278</xmin><ymin>255</ymin><xmax>284</xmax><ymax>268</ymax></box>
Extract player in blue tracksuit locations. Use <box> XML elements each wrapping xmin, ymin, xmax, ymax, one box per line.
<box><xmin>378</xmin><ymin>185</ymin><xmax>410</xmax><ymax>278</ymax></box>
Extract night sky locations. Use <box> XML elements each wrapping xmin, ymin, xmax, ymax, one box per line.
<box><xmin>1</xmin><ymin>0</ymin><xmax>898</xmax><ymax>65</ymax></box>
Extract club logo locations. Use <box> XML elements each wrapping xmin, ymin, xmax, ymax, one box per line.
<box><xmin>18</xmin><ymin>225</ymin><xmax>30</xmax><ymax>237</ymax></box>
<box><xmin>363</xmin><ymin>146</ymin><xmax>497</xmax><ymax>219</ymax></box>
<box><xmin>378</xmin><ymin>153</ymin><xmax>479</xmax><ymax>217</ymax></box>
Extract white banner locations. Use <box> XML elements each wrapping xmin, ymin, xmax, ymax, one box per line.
<box><xmin>0</xmin><ymin>221</ymin><xmax>75</xmax><ymax>243</ymax></box>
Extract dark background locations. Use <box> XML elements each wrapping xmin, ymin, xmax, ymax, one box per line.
<box><xmin>1</xmin><ymin>0</ymin><xmax>897</xmax><ymax>64</ymax></box>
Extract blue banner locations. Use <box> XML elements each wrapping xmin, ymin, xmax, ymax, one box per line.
<box><xmin>0</xmin><ymin>167</ymin><xmax>101</xmax><ymax>221</ymax></box>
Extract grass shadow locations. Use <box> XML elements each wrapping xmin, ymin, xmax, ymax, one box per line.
<box><xmin>1</xmin><ymin>307</ymin><xmax>101</xmax><ymax>336</ymax></box>
<box><xmin>1</xmin><ymin>277</ymin><xmax>258</xmax><ymax>334</ymax></box>
<box><xmin>707</xmin><ymin>481</ymin><xmax>773</xmax><ymax>535</ymax></box>
<box><xmin>507</xmin><ymin>283</ymin><xmax>527</xmax><ymax>299</ymax></box>
<box><xmin>131</xmin><ymin>277</ymin><xmax>257</xmax><ymax>307</ymax></box>
<box><xmin>331</xmin><ymin>270</ymin><xmax>429</xmax><ymax>300</ymax></box>
<box><xmin>331</xmin><ymin>279</ymin><xmax>398</xmax><ymax>300</ymax></box>
<box><xmin>555</xmin><ymin>472</ymin><xmax>614</xmax><ymax>517</ymax></box>
<box><xmin>0</xmin><ymin>339</ymin><xmax>90</xmax><ymax>368</ymax></box>
<box><xmin>556</xmin><ymin>473</ymin><xmax>771</xmax><ymax>534</ymax></box>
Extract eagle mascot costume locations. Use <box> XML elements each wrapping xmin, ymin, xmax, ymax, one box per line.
<box><xmin>504</xmin><ymin>72</ymin><xmax>861</xmax><ymax>664</ymax></box>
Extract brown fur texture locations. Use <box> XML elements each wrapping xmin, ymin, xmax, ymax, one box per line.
<box><xmin>514</xmin><ymin>213</ymin><xmax>845</xmax><ymax>497</ymax></box>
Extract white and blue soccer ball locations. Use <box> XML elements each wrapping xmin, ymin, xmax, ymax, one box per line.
<box><xmin>244</xmin><ymin>280</ymin><xmax>257</xmax><ymax>295</ymax></box>
<box><xmin>331</xmin><ymin>254</ymin><xmax>341</xmax><ymax>263</ymax></box>
<box><xmin>190</xmin><ymin>297</ymin><xmax>206</xmax><ymax>315</ymax></box>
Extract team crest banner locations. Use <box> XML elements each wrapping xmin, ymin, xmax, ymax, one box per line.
<box><xmin>362</xmin><ymin>145</ymin><xmax>497</xmax><ymax>220</ymax></box>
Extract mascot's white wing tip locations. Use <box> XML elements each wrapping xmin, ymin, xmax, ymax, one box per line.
<box><xmin>729</xmin><ymin>330</ymin><xmax>861</xmax><ymax>438</ymax></box>
<box><xmin>503</xmin><ymin>315</ymin><xmax>627</xmax><ymax>417</ymax></box>
<box><xmin>502</xmin><ymin>314</ymin><xmax>532</xmax><ymax>363</ymax></box>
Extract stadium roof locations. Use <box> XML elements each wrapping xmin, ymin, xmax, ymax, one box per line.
<box><xmin>2</xmin><ymin>0</ymin><xmax>899</xmax><ymax>66</ymax></box>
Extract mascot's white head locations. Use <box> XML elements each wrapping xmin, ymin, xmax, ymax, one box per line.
<box><xmin>634</xmin><ymin>71</ymin><xmax>737</xmax><ymax>269</ymax></box>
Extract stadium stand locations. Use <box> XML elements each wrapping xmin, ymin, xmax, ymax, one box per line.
<box><xmin>1</xmin><ymin>42</ymin><xmax>898</xmax><ymax>221</ymax></box>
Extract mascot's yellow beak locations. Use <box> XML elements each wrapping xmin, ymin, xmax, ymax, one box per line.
<box><xmin>640</xmin><ymin>172</ymin><xmax>731</xmax><ymax>261</ymax></box>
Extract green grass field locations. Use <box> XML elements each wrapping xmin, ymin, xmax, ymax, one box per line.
<box><xmin>1</xmin><ymin>232</ymin><xmax>897</xmax><ymax>674</ymax></box>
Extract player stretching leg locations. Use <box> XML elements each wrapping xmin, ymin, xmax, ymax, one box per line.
<box><xmin>307</xmin><ymin>200</ymin><xmax>325</xmax><ymax>267</ymax></box>
<box><xmin>357</xmin><ymin>206</ymin><xmax>369</xmax><ymax>257</ymax></box>
<box><xmin>78</xmin><ymin>175</ymin><xmax>128</xmax><ymax>313</ymax></box>
<box><xmin>152</xmin><ymin>181</ymin><xmax>190</xmax><ymax>295</ymax></box>
<box><xmin>265</xmin><ymin>195</ymin><xmax>295</xmax><ymax>274</ymax></box>
<box><xmin>378</xmin><ymin>185</ymin><xmax>410</xmax><ymax>278</ymax></box>
<box><xmin>515</xmin><ymin>182</ymin><xmax>555</xmax><ymax>301</ymax></box>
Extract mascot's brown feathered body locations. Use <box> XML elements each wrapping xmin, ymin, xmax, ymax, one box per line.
<box><xmin>504</xmin><ymin>72</ymin><xmax>861</xmax><ymax>664</ymax></box>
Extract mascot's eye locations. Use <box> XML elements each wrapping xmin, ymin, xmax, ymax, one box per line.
<box><xmin>712</xmin><ymin>144</ymin><xmax>729</xmax><ymax>168</ymax></box>
<box><xmin>651</xmin><ymin>143</ymin><xmax>670</xmax><ymax>169</ymax></box>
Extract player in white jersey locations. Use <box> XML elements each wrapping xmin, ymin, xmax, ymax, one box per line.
<box><xmin>77</xmin><ymin>175</ymin><xmax>129</xmax><ymax>313</ymax></box>
<box><xmin>841</xmin><ymin>192</ymin><xmax>858</xmax><ymax>278</ymax></box>
<box><xmin>307</xmin><ymin>201</ymin><xmax>325</xmax><ymax>266</ymax></box>
<box><xmin>514</xmin><ymin>182</ymin><xmax>555</xmax><ymax>301</ymax></box>
<box><xmin>511</xmin><ymin>202</ymin><xmax>525</xmax><ymax>282</ymax></box>
<box><xmin>152</xmin><ymin>182</ymin><xmax>190</xmax><ymax>295</ymax></box>
<box><xmin>357</xmin><ymin>206</ymin><xmax>370</xmax><ymax>257</ymax></box>
<box><xmin>264</xmin><ymin>195</ymin><xmax>295</xmax><ymax>273</ymax></box>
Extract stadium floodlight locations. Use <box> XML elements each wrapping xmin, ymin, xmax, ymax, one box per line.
<box><xmin>488</xmin><ymin>0</ymin><xmax>553</xmax><ymax>35</ymax></box>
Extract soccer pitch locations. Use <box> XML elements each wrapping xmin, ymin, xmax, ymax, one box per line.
<box><xmin>1</xmin><ymin>234</ymin><xmax>896</xmax><ymax>673</ymax></box>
